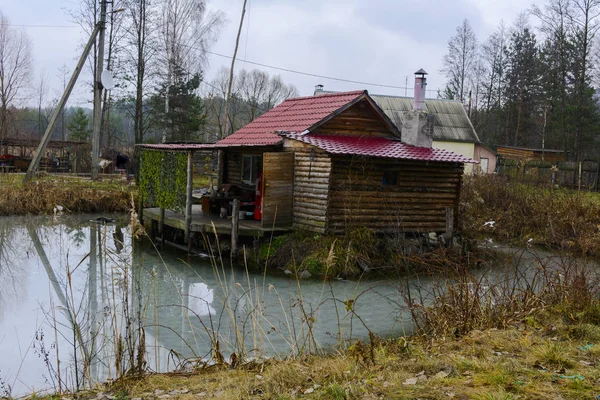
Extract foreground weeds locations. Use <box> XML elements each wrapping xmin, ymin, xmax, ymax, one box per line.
<box><xmin>462</xmin><ymin>174</ymin><xmax>600</xmax><ymax>257</ymax></box>
<box><xmin>45</xmin><ymin>319</ymin><xmax>600</xmax><ymax>399</ymax></box>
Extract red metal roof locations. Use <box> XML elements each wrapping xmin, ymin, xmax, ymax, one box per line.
<box><xmin>285</xmin><ymin>134</ymin><xmax>478</xmax><ymax>163</ymax></box>
<box><xmin>215</xmin><ymin>90</ymin><xmax>366</xmax><ymax>147</ymax></box>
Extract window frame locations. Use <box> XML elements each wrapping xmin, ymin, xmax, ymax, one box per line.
<box><xmin>480</xmin><ymin>157</ymin><xmax>489</xmax><ymax>174</ymax></box>
<box><xmin>242</xmin><ymin>154</ymin><xmax>261</xmax><ymax>185</ymax></box>
<box><xmin>382</xmin><ymin>170</ymin><xmax>398</xmax><ymax>186</ymax></box>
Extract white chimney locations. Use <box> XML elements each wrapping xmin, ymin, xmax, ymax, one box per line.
<box><xmin>402</xmin><ymin>68</ymin><xmax>433</xmax><ymax>148</ymax></box>
<box><xmin>413</xmin><ymin>68</ymin><xmax>427</xmax><ymax>110</ymax></box>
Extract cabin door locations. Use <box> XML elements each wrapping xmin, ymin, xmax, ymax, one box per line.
<box><xmin>262</xmin><ymin>152</ymin><xmax>294</xmax><ymax>228</ymax></box>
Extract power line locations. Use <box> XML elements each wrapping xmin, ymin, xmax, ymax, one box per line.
<box><xmin>205</xmin><ymin>49</ymin><xmax>408</xmax><ymax>89</ymax></box>
<box><xmin>6</xmin><ymin>22</ymin><xmax>442</xmax><ymax>94</ymax></box>
<box><xmin>0</xmin><ymin>23</ymin><xmax>78</xmax><ymax>28</ymax></box>
<box><xmin>202</xmin><ymin>48</ymin><xmax>440</xmax><ymax>94</ymax></box>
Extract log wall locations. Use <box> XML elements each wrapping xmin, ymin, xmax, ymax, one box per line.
<box><xmin>313</xmin><ymin>99</ymin><xmax>397</xmax><ymax>138</ymax></box>
<box><xmin>327</xmin><ymin>155</ymin><xmax>463</xmax><ymax>235</ymax></box>
<box><xmin>496</xmin><ymin>146</ymin><xmax>565</xmax><ymax>163</ymax></box>
<box><xmin>262</xmin><ymin>152</ymin><xmax>294</xmax><ymax>227</ymax></box>
<box><xmin>225</xmin><ymin>151</ymin><xmax>243</xmax><ymax>184</ymax></box>
<box><xmin>289</xmin><ymin>148</ymin><xmax>332</xmax><ymax>233</ymax></box>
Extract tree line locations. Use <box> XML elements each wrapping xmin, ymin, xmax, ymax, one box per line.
<box><xmin>441</xmin><ymin>0</ymin><xmax>600</xmax><ymax>162</ymax></box>
<box><xmin>0</xmin><ymin>0</ymin><xmax>298</xmax><ymax>151</ymax></box>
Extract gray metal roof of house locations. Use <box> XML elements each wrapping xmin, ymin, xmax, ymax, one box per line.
<box><xmin>370</xmin><ymin>95</ymin><xmax>480</xmax><ymax>143</ymax></box>
<box><xmin>314</xmin><ymin>89</ymin><xmax>480</xmax><ymax>143</ymax></box>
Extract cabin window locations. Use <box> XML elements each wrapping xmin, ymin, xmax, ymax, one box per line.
<box><xmin>242</xmin><ymin>155</ymin><xmax>262</xmax><ymax>185</ymax></box>
<box><xmin>480</xmin><ymin>157</ymin><xmax>489</xmax><ymax>174</ymax></box>
<box><xmin>382</xmin><ymin>171</ymin><xmax>398</xmax><ymax>185</ymax></box>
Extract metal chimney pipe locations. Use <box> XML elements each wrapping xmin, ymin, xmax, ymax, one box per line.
<box><xmin>413</xmin><ymin>68</ymin><xmax>427</xmax><ymax>110</ymax></box>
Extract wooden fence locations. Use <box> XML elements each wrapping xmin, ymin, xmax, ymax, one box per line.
<box><xmin>497</xmin><ymin>159</ymin><xmax>600</xmax><ymax>191</ymax></box>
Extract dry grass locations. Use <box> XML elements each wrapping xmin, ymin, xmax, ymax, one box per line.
<box><xmin>39</xmin><ymin>320</ymin><xmax>600</xmax><ymax>399</ymax></box>
<box><xmin>462</xmin><ymin>174</ymin><xmax>600</xmax><ymax>257</ymax></box>
<box><xmin>0</xmin><ymin>173</ymin><xmax>135</xmax><ymax>215</ymax></box>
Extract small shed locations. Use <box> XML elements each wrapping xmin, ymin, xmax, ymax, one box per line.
<box><xmin>496</xmin><ymin>145</ymin><xmax>566</xmax><ymax>163</ymax></box>
<box><xmin>474</xmin><ymin>142</ymin><xmax>497</xmax><ymax>174</ymax></box>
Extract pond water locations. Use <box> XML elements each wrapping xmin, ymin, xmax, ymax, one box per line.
<box><xmin>1</xmin><ymin>214</ymin><xmax>591</xmax><ymax>397</ymax></box>
<box><xmin>0</xmin><ymin>215</ymin><xmax>415</xmax><ymax>396</ymax></box>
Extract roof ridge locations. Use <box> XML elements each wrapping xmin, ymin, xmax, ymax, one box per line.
<box><xmin>287</xmin><ymin>89</ymin><xmax>366</xmax><ymax>102</ymax></box>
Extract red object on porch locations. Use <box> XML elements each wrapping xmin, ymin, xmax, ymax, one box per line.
<box><xmin>254</xmin><ymin>172</ymin><xmax>263</xmax><ymax>221</ymax></box>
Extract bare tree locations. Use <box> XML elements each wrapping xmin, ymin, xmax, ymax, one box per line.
<box><xmin>202</xmin><ymin>67</ymin><xmax>298</xmax><ymax>142</ymax></box>
<box><xmin>568</xmin><ymin>0</ymin><xmax>600</xmax><ymax>160</ymax></box>
<box><xmin>0</xmin><ymin>12</ymin><xmax>32</xmax><ymax>147</ymax></box>
<box><xmin>159</xmin><ymin>0</ymin><xmax>223</xmax><ymax>142</ymax></box>
<box><xmin>441</xmin><ymin>19</ymin><xmax>478</xmax><ymax>102</ymax></box>
<box><xmin>123</xmin><ymin>0</ymin><xmax>158</xmax><ymax>144</ymax></box>
<box><xmin>203</xmin><ymin>67</ymin><xmax>231</xmax><ymax>141</ymax></box>
<box><xmin>532</xmin><ymin>0</ymin><xmax>572</xmax><ymax>154</ymax></box>
<box><xmin>36</xmin><ymin>72</ymin><xmax>48</xmax><ymax>136</ymax></box>
<box><xmin>68</xmin><ymin>0</ymin><xmax>99</xmax><ymax>92</ymax></box>
<box><xmin>56</xmin><ymin>65</ymin><xmax>70</xmax><ymax>141</ymax></box>
<box><xmin>160</xmin><ymin>0</ymin><xmax>223</xmax><ymax>77</ymax></box>
<box><xmin>237</xmin><ymin>69</ymin><xmax>299</xmax><ymax>122</ymax></box>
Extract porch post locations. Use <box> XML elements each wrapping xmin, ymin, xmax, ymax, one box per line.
<box><xmin>445</xmin><ymin>207</ymin><xmax>454</xmax><ymax>247</ymax></box>
<box><xmin>159</xmin><ymin>207</ymin><xmax>165</xmax><ymax>247</ymax></box>
<box><xmin>231</xmin><ymin>198</ymin><xmax>240</xmax><ymax>258</ymax></box>
<box><xmin>185</xmin><ymin>150</ymin><xmax>193</xmax><ymax>244</ymax></box>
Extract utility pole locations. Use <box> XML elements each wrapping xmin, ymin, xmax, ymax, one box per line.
<box><xmin>222</xmin><ymin>0</ymin><xmax>247</xmax><ymax>139</ymax></box>
<box><xmin>217</xmin><ymin>0</ymin><xmax>247</xmax><ymax>189</ymax></box>
<box><xmin>24</xmin><ymin>25</ymin><xmax>100</xmax><ymax>183</ymax></box>
<box><xmin>91</xmin><ymin>0</ymin><xmax>107</xmax><ymax>180</ymax></box>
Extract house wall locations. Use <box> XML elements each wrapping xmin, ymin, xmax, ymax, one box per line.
<box><xmin>313</xmin><ymin>99</ymin><xmax>398</xmax><ymax>139</ymax></box>
<box><xmin>433</xmin><ymin>140</ymin><xmax>476</xmax><ymax>174</ymax></box>
<box><xmin>225</xmin><ymin>151</ymin><xmax>242</xmax><ymax>184</ymax></box>
<box><xmin>224</xmin><ymin>149</ymin><xmax>266</xmax><ymax>184</ymax></box>
<box><xmin>283</xmin><ymin>140</ymin><xmax>331</xmax><ymax>234</ymax></box>
<box><xmin>326</xmin><ymin>155</ymin><xmax>463</xmax><ymax>235</ymax></box>
<box><xmin>474</xmin><ymin>144</ymin><xmax>497</xmax><ymax>174</ymax></box>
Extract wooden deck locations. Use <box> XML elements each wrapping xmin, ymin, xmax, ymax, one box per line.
<box><xmin>143</xmin><ymin>205</ymin><xmax>291</xmax><ymax>237</ymax></box>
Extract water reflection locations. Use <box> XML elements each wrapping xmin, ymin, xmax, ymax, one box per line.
<box><xmin>0</xmin><ymin>215</ymin><xmax>409</xmax><ymax>396</ymax></box>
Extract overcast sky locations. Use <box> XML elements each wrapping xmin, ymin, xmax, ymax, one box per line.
<box><xmin>2</xmin><ymin>0</ymin><xmax>534</xmax><ymax>108</ymax></box>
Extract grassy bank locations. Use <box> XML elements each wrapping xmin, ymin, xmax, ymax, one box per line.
<box><xmin>0</xmin><ymin>173</ymin><xmax>135</xmax><ymax>215</ymax></box>
<box><xmin>58</xmin><ymin>244</ymin><xmax>600</xmax><ymax>398</ymax></box>
<box><xmin>255</xmin><ymin>228</ymin><xmax>466</xmax><ymax>279</ymax></box>
<box><xmin>46</xmin><ymin>316</ymin><xmax>600</xmax><ymax>399</ymax></box>
<box><xmin>462</xmin><ymin>174</ymin><xmax>600</xmax><ymax>257</ymax></box>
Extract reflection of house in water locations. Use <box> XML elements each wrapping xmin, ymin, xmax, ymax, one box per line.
<box><xmin>136</xmin><ymin>247</ymin><xmax>408</xmax><ymax>360</ymax></box>
<box><xmin>186</xmin><ymin>283</ymin><xmax>215</xmax><ymax>316</ymax></box>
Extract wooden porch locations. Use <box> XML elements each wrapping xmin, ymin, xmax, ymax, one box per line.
<box><xmin>143</xmin><ymin>205</ymin><xmax>292</xmax><ymax>238</ymax></box>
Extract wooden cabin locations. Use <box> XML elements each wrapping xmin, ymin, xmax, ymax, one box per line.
<box><xmin>215</xmin><ymin>90</ymin><xmax>474</xmax><ymax>235</ymax></box>
<box><xmin>139</xmin><ymin>91</ymin><xmax>475</xmax><ymax>239</ymax></box>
